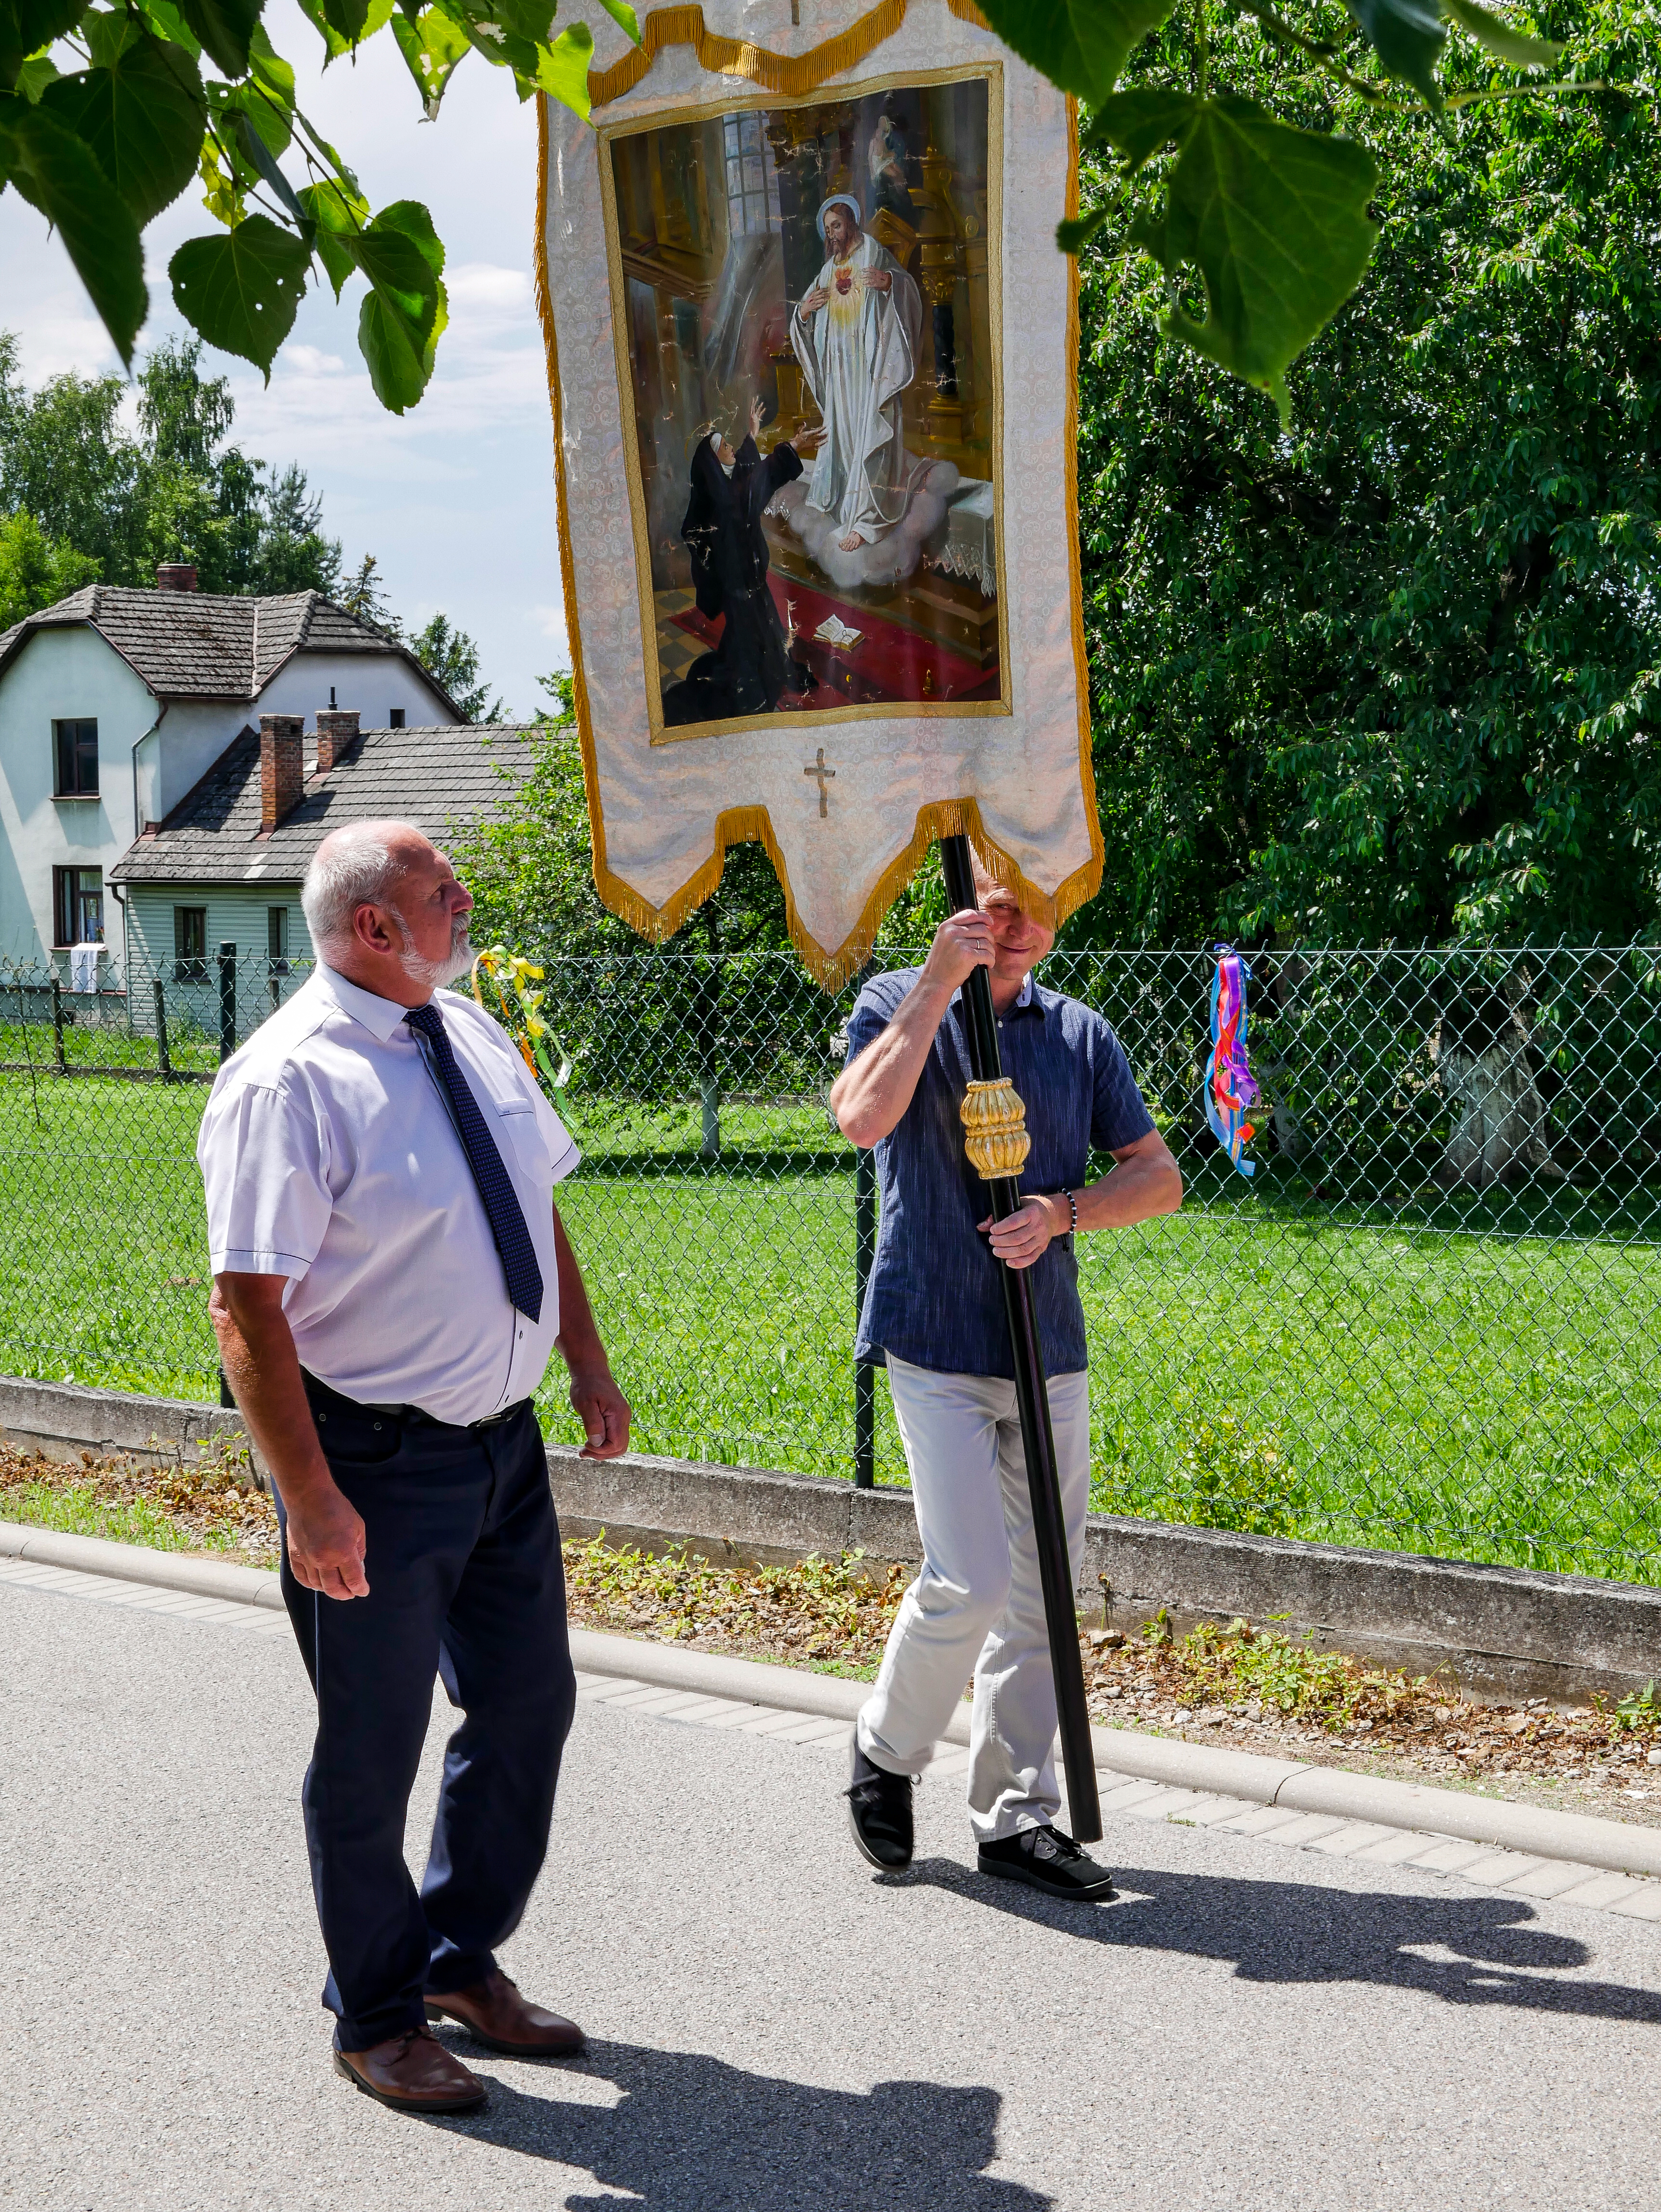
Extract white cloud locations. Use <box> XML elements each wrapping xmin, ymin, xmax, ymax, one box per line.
<box><xmin>448</xmin><ymin>264</ymin><xmax>536</xmax><ymax>316</ymax></box>
<box><xmin>281</xmin><ymin>345</ymin><xmax>347</xmax><ymax>376</ymax></box>
<box><xmin>533</xmin><ymin>603</ymin><xmax>570</xmax><ymax>641</ymax></box>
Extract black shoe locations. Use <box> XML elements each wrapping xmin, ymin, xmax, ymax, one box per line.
<box><xmin>845</xmin><ymin>1742</ymin><xmax>914</xmax><ymax>1870</ymax></box>
<box><xmin>978</xmin><ymin>1825</ymin><xmax>1117</xmax><ymax>1900</ymax></box>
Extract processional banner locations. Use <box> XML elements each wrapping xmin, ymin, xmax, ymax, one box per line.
<box><xmin>536</xmin><ymin>0</ymin><xmax>1101</xmax><ymax>983</ymax></box>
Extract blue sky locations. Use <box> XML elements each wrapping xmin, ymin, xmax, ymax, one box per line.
<box><xmin>0</xmin><ymin>0</ymin><xmax>571</xmax><ymax>722</ymax></box>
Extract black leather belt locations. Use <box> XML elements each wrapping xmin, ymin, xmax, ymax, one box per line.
<box><xmin>301</xmin><ymin>1371</ymin><xmax>530</xmax><ymax>1436</ymax></box>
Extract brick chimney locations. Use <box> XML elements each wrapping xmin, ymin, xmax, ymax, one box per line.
<box><xmin>314</xmin><ymin>708</ymin><xmax>359</xmax><ymax>775</ymax></box>
<box><xmin>156</xmin><ymin>563</ymin><xmax>198</xmax><ymax>592</ymax></box>
<box><xmin>260</xmin><ymin>714</ymin><xmax>304</xmax><ymax>832</ymax></box>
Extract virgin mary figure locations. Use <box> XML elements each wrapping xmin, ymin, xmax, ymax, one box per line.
<box><xmin>790</xmin><ymin>194</ymin><xmax>923</xmax><ymax>553</ymax></box>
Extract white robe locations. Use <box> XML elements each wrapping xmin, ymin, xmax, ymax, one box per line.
<box><xmin>790</xmin><ymin>232</ymin><xmax>923</xmax><ymax>546</ymax></box>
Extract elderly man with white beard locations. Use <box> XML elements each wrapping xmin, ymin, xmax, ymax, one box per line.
<box><xmin>791</xmin><ymin>193</ymin><xmax>924</xmax><ymax>553</ymax></box>
<box><xmin>198</xmin><ymin>820</ymin><xmax>630</xmax><ymax>2117</ymax></box>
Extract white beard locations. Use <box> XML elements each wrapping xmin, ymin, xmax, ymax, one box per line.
<box><xmin>396</xmin><ymin>911</ymin><xmax>473</xmax><ymax>990</ymax></box>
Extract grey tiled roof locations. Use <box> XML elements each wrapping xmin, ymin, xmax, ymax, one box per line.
<box><xmin>0</xmin><ymin>585</ymin><xmax>461</xmax><ymax>713</ymax></box>
<box><xmin>109</xmin><ymin>724</ymin><xmax>539</xmax><ymax>884</ymax></box>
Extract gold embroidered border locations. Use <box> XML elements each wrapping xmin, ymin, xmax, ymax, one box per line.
<box><xmin>589</xmin><ymin>0</ymin><xmax>991</xmax><ymax>110</ymax></box>
<box><xmin>535</xmin><ymin>48</ymin><xmax>1101</xmax><ymax>989</ymax></box>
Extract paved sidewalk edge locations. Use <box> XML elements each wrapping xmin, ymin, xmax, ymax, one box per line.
<box><xmin>8</xmin><ymin>1519</ymin><xmax>1660</xmax><ymax>1881</ymax></box>
<box><xmin>0</xmin><ymin>1520</ymin><xmax>284</xmax><ymax>1609</ymax></box>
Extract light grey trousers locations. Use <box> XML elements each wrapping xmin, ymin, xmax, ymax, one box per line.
<box><xmin>855</xmin><ymin>1355</ymin><xmax>1091</xmax><ymax>1844</ymax></box>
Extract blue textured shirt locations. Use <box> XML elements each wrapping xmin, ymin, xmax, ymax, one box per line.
<box><xmin>847</xmin><ymin>969</ymin><xmax>1155</xmax><ymax>1380</ymax></box>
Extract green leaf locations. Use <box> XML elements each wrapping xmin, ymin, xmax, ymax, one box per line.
<box><xmin>295</xmin><ymin>0</ymin><xmax>392</xmax><ymax>59</ymax></box>
<box><xmin>134</xmin><ymin>0</ymin><xmax>203</xmax><ymax>58</ymax></box>
<box><xmin>973</xmin><ymin>0</ymin><xmax>1176</xmax><ymax>100</ymax></box>
<box><xmin>0</xmin><ymin>94</ymin><xmax>146</xmax><ymax>360</ymax></box>
<box><xmin>0</xmin><ymin>0</ymin><xmax>82</xmax><ymax>93</ymax></box>
<box><xmin>1440</xmin><ymin>0</ymin><xmax>1561</xmax><ymax>66</ymax></box>
<box><xmin>40</xmin><ymin>35</ymin><xmax>204</xmax><ymax>225</ymax></box>
<box><xmin>390</xmin><ymin>5</ymin><xmax>470</xmax><ymax>115</ymax></box>
<box><xmin>346</xmin><ymin>198</ymin><xmax>446</xmax><ymax>411</ymax></box>
<box><xmin>227</xmin><ymin>78</ymin><xmax>292</xmax><ymax>158</ymax></box>
<box><xmin>236</xmin><ymin>108</ymin><xmax>306</xmax><ymax>222</ymax></box>
<box><xmin>494</xmin><ymin>0</ymin><xmax>554</xmax><ymax>41</ymax></box>
<box><xmin>532</xmin><ymin>22</ymin><xmax>591</xmax><ymax>117</ymax></box>
<box><xmin>428</xmin><ymin>0</ymin><xmax>537</xmax><ymax>75</ymax></box>
<box><xmin>173</xmin><ymin>0</ymin><xmax>262</xmax><ymax>79</ymax></box>
<box><xmin>169</xmin><ymin>212</ymin><xmax>308</xmax><ymax>375</ymax></box>
<box><xmin>1344</xmin><ymin>0</ymin><xmax>1446</xmax><ymax>110</ymax></box>
<box><xmin>15</xmin><ymin>47</ymin><xmax>57</xmax><ymax>98</ymax></box>
<box><xmin>247</xmin><ymin>21</ymin><xmax>295</xmax><ymax>103</ymax></box>
<box><xmin>296</xmin><ymin>173</ymin><xmax>367</xmax><ymax>295</ymax></box>
<box><xmin>1055</xmin><ymin>202</ymin><xmax>1110</xmax><ymax>253</ymax></box>
<box><xmin>1145</xmin><ymin>95</ymin><xmax>1379</xmax><ymax>418</ymax></box>
<box><xmin>357</xmin><ymin>273</ymin><xmax>446</xmax><ymax>410</ymax></box>
<box><xmin>593</xmin><ymin>0</ymin><xmax>638</xmax><ymax>37</ymax></box>
<box><xmin>82</xmin><ymin>5</ymin><xmax>141</xmax><ymax>66</ymax></box>
<box><xmin>1084</xmin><ymin>87</ymin><xmax>1201</xmax><ymax>172</ymax></box>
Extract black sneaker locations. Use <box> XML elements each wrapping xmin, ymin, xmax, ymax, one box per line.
<box><xmin>845</xmin><ymin>1742</ymin><xmax>915</xmax><ymax>1870</ymax></box>
<box><xmin>978</xmin><ymin>1825</ymin><xmax>1117</xmax><ymax>1900</ymax></box>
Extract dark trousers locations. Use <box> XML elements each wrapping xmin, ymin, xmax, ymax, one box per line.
<box><xmin>276</xmin><ymin>1376</ymin><xmax>576</xmax><ymax>2051</ymax></box>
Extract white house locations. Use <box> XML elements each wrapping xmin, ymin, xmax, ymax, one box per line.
<box><xmin>0</xmin><ymin>564</ymin><xmax>461</xmax><ymax>967</ymax></box>
<box><xmin>108</xmin><ymin>711</ymin><xmax>538</xmax><ymax>1028</ymax></box>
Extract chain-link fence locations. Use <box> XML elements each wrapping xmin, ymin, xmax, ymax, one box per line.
<box><xmin>3</xmin><ymin>941</ymin><xmax>1659</xmax><ymax>1582</ymax></box>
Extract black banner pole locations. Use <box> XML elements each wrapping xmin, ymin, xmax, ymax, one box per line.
<box><xmin>938</xmin><ymin>834</ymin><xmax>1101</xmax><ymax>1843</ymax></box>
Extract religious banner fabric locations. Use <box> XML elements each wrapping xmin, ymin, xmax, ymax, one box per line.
<box><xmin>536</xmin><ymin>0</ymin><xmax>1101</xmax><ymax>984</ymax></box>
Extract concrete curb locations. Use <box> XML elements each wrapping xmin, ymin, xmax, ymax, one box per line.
<box><xmin>12</xmin><ymin>1518</ymin><xmax>1661</xmax><ymax>1883</ymax></box>
<box><xmin>569</xmin><ymin>1623</ymin><xmax>1661</xmax><ymax>1881</ymax></box>
<box><xmin>0</xmin><ymin>1521</ymin><xmax>284</xmax><ymax>1609</ymax></box>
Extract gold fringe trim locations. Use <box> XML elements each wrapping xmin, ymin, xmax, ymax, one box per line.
<box><xmin>590</xmin><ymin>0</ymin><xmax>991</xmax><ymax>110</ymax></box>
<box><xmin>535</xmin><ymin>60</ymin><xmax>1099</xmax><ymax>996</ymax></box>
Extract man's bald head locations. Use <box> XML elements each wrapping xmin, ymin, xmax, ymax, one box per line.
<box><xmin>303</xmin><ymin>821</ymin><xmax>435</xmax><ymax>958</ymax></box>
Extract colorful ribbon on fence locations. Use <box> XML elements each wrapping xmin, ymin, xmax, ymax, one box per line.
<box><xmin>1205</xmin><ymin>945</ymin><xmax>1259</xmax><ymax>1176</ymax></box>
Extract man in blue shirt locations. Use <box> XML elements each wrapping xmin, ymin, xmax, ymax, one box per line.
<box><xmin>830</xmin><ymin>858</ymin><xmax>1181</xmax><ymax>1897</ymax></box>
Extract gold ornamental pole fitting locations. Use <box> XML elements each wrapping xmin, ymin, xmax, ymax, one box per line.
<box><xmin>960</xmin><ymin>1076</ymin><xmax>1031</xmax><ymax>1179</ymax></box>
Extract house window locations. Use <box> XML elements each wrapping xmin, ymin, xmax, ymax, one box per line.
<box><xmin>267</xmin><ymin>905</ymin><xmax>290</xmax><ymax>970</ymax></box>
<box><xmin>53</xmin><ymin>866</ymin><xmax>104</xmax><ymax>946</ymax></box>
<box><xmin>174</xmin><ymin>904</ymin><xmax>207</xmax><ymax>982</ymax></box>
<box><xmin>389</xmin><ymin>707</ymin><xmax>406</xmax><ymax>729</ymax></box>
<box><xmin>53</xmin><ymin>718</ymin><xmax>99</xmax><ymax>797</ymax></box>
<box><xmin>723</xmin><ymin>112</ymin><xmax>780</xmax><ymax>238</ymax></box>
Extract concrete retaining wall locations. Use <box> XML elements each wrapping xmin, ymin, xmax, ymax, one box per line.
<box><xmin>0</xmin><ymin>1376</ymin><xmax>258</xmax><ymax>1474</ymax></box>
<box><xmin>4</xmin><ymin>1375</ymin><xmax>1655</xmax><ymax>1707</ymax></box>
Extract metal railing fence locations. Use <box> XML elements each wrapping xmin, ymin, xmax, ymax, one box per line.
<box><xmin>2</xmin><ymin>940</ymin><xmax>1659</xmax><ymax>1582</ymax></box>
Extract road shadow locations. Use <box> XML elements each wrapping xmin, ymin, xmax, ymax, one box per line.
<box><xmin>419</xmin><ymin>2039</ymin><xmax>1049</xmax><ymax>2211</ymax></box>
<box><xmin>905</xmin><ymin>1856</ymin><xmax>1661</xmax><ymax>2021</ymax></box>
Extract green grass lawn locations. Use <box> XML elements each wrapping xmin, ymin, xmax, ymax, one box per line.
<box><xmin>4</xmin><ymin>1071</ymin><xmax>1659</xmax><ymax>1583</ymax></box>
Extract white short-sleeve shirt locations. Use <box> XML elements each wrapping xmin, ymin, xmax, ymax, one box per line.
<box><xmin>197</xmin><ymin>963</ymin><xmax>580</xmax><ymax>1425</ymax></box>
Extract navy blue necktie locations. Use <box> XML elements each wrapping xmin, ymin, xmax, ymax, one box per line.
<box><xmin>405</xmin><ymin>1000</ymin><xmax>545</xmax><ymax>1323</ymax></box>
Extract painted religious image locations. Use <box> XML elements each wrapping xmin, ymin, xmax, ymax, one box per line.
<box><xmin>604</xmin><ymin>73</ymin><xmax>1003</xmax><ymax>738</ymax></box>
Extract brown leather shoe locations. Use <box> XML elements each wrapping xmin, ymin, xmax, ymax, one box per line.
<box><xmin>424</xmin><ymin>1970</ymin><xmax>586</xmax><ymax>2057</ymax></box>
<box><xmin>333</xmin><ymin>2024</ymin><xmax>487</xmax><ymax>2113</ymax></box>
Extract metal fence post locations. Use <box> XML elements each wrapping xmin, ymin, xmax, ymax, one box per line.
<box><xmin>854</xmin><ymin>1144</ymin><xmax>876</xmax><ymax>1488</ymax></box>
<box><xmin>217</xmin><ymin>941</ymin><xmax>236</xmax><ymax>1063</ymax></box>
<box><xmin>50</xmin><ymin>976</ymin><xmax>64</xmax><ymax>1071</ymax></box>
<box><xmin>152</xmin><ymin>978</ymin><xmax>171</xmax><ymax>1077</ymax></box>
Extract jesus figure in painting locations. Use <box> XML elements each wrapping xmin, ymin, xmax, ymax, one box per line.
<box><xmin>791</xmin><ymin>194</ymin><xmax>924</xmax><ymax>553</ymax></box>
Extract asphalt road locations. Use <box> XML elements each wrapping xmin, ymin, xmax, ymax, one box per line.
<box><xmin>5</xmin><ymin>1579</ymin><xmax>1661</xmax><ymax>2212</ymax></box>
